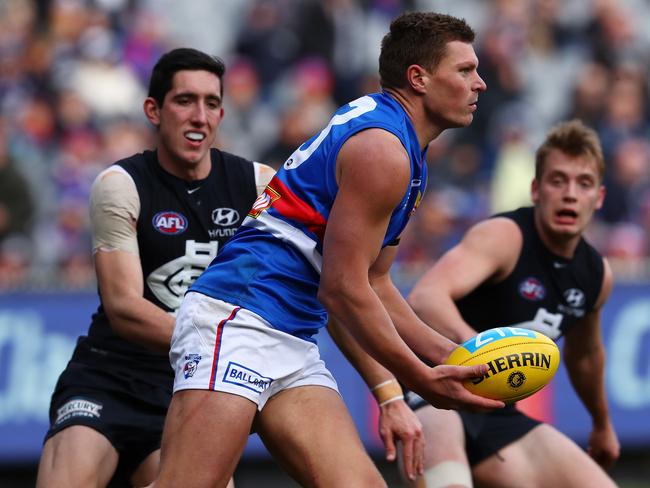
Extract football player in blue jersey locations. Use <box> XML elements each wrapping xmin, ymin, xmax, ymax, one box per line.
<box><xmin>405</xmin><ymin>120</ymin><xmax>619</xmax><ymax>487</ymax></box>
<box><xmin>155</xmin><ymin>12</ymin><xmax>502</xmax><ymax>488</ymax></box>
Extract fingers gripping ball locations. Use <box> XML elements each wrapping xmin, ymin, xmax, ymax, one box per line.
<box><xmin>444</xmin><ymin>327</ymin><xmax>560</xmax><ymax>403</ymax></box>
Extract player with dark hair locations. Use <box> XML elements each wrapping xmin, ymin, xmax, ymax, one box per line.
<box><xmin>154</xmin><ymin>12</ymin><xmax>503</xmax><ymax>488</ymax></box>
<box><xmin>406</xmin><ymin>119</ymin><xmax>619</xmax><ymax>487</ymax></box>
<box><xmin>36</xmin><ymin>47</ymin><xmax>274</xmax><ymax>488</ymax></box>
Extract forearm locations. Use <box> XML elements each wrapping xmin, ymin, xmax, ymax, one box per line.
<box><xmin>566</xmin><ymin>344</ymin><xmax>610</xmax><ymax>428</ymax></box>
<box><xmin>408</xmin><ymin>288</ymin><xmax>475</xmax><ymax>344</ymax></box>
<box><xmin>320</xmin><ymin>283</ymin><xmax>430</xmax><ymax>391</ymax></box>
<box><xmin>327</xmin><ymin>318</ymin><xmax>397</xmax><ymax>389</ymax></box>
<box><xmin>106</xmin><ymin>296</ymin><xmax>175</xmax><ymax>353</ymax></box>
<box><xmin>374</xmin><ymin>277</ymin><xmax>458</xmax><ymax>364</ymax></box>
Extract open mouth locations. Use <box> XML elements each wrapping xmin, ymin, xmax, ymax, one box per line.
<box><xmin>185</xmin><ymin>131</ymin><xmax>205</xmax><ymax>143</ymax></box>
<box><xmin>556</xmin><ymin>208</ymin><xmax>578</xmax><ymax>224</ymax></box>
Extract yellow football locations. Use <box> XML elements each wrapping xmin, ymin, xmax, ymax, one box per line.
<box><xmin>444</xmin><ymin>327</ymin><xmax>560</xmax><ymax>403</ymax></box>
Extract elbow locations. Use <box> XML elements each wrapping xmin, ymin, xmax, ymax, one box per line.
<box><xmin>318</xmin><ymin>273</ymin><xmax>360</xmax><ymax>316</ymax></box>
<box><xmin>102</xmin><ymin>295</ymin><xmax>129</xmax><ymax>324</ymax></box>
<box><xmin>407</xmin><ymin>287</ymin><xmax>427</xmax><ymax>316</ymax></box>
<box><xmin>317</xmin><ymin>280</ymin><xmax>340</xmax><ymax>314</ymax></box>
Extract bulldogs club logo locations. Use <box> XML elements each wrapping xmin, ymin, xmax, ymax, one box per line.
<box><xmin>183</xmin><ymin>354</ymin><xmax>202</xmax><ymax>379</ymax></box>
<box><xmin>248</xmin><ymin>186</ymin><xmax>281</xmax><ymax>218</ymax></box>
<box><xmin>519</xmin><ymin>277</ymin><xmax>546</xmax><ymax>301</ymax></box>
<box><xmin>152</xmin><ymin>211</ymin><xmax>188</xmax><ymax>235</ymax></box>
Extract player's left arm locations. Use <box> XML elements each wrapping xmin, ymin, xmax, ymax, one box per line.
<box><xmin>370</xmin><ymin>244</ymin><xmax>459</xmax><ymax>364</ymax></box>
<box><xmin>327</xmin><ymin>317</ymin><xmax>423</xmax><ymax>481</ymax></box>
<box><xmin>562</xmin><ymin>257</ymin><xmax>620</xmax><ymax>469</ymax></box>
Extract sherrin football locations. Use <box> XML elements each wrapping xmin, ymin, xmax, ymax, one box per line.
<box><xmin>444</xmin><ymin>327</ymin><xmax>560</xmax><ymax>403</ymax></box>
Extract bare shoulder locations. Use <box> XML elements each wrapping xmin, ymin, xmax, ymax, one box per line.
<box><xmin>463</xmin><ymin>217</ymin><xmax>522</xmax><ymax>252</ymax></box>
<box><xmin>339</xmin><ymin>128</ymin><xmax>408</xmax><ymax>164</ymax></box>
<box><xmin>337</xmin><ymin>128</ymin><xmax>411</xmax><ymax>207</ymax></box>
<box><xmin>460</xmin><ymin>217</ymin><xmax>523</xmax><ymax>276</ymax></box>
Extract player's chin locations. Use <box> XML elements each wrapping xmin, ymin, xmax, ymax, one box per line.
<box><xmin>452</xmin><ymin>114</ymin><xmax>474</xmax><ymax>128</ymax></box>
<box><xmin>552</xmin><ymin>223</ymin><xmax>581</xmax><ymax>237</ymax></box>
<box><xmin>179</xmin><ymin>151</ymin><xmax>205</xmax><ymax>166</ymax></box>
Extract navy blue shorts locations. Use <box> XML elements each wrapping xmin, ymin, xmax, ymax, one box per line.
<box><xmin>45</xmin><ymin>353</ymin><xmax>172</xmax><ymax>485</ymax></box>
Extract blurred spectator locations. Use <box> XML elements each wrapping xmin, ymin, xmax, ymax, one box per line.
<box><xmin>218</xmin><ymin>57</ymin><xmax>278</xmax><ymax>161</ymax></box>
<box><xmin>234</xmin><ymin>0</ymin><xmax>302</xmax><ymax>90</ymax></box>
<box><xmin>262</xmin><ymin>101</ymin><xmax>329</xmax><ymax>169</ymax></box>
<box><xmin>462</xmin><ymin>0</ymin><xmax>526</xmax><ymax>151</ymax></box>
<box><xmin>0</xmin><ymin>235</ymin><xmax>32</xmax><ymax>291</ymax></box>
<box><xmin>3</xmin><ymin>0</ymin><xmax>650</xmax><ymax>288</ymax></box>
<box><xmin>598</xmin><ymin>65</ymin><xmax>650</xmax><ymax>158</ymax></box>
<box><xmin>586</xmin><ymin>0</ymin><xmax>641</xmax><ymax>68</ymax></box>
<box><xmin>599</xmin><ymin>137</ymin><xmax>650</xmax><ymax>224</ymax></box>
<box><xmin>0</xmin><ymin>122</ymin><xmax>35</xmax><ymax>245</ymax></box>
<box><xmin>489</xmin><ymin>106</ymin><xmax>535</xmax><ymax>213</ymax></box>
<box><xmin>326</xmin><ymin>0</ymin><xmax>372</xmax><ymax>104</ymax></box>
<box><xmin>564</xmin><ymin>62</ymin><xmax>610</xmax><ymax>127</ymax></box>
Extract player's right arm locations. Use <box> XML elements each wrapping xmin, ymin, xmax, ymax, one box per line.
<box><xmin>563</xmin><ymin>257</ymin><xmax>619</xmax><ymax>469</ymax></box>
<box><xmin>407</xmin><ymin>217</ymin><xmax>522</xmax><ymax>343</ymax></box>
<box><xmin>91</xmin><ymin>168</ymin><xmax>175</xmax><ymax>353</ymax></box>
<box><xmin>318</xmin><ymin>129</ymin><xmax>502</xmax><ymax>411</ymax></box>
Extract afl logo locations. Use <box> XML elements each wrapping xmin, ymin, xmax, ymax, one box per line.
<box><xmin>212</xmin><ymin>208</ymin><xmax>240</xmax><ymax>226</ymax></box>
<box><xmin>564</xmin><ymin>288</ymin><xmax>585</xmax><ymax>308</ymax></box>
<box><xmin>519</xmin><ymin>277</ymin><xmax>546</xmax><ymax>301</ymax></box>
<box><xmin>152</xmin><ymin>211</ymin><xmax>188</xmax><ymax>235</ymax></box>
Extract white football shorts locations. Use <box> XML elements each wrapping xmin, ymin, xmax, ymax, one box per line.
<box><xmin>170</xmin><ymin>291</ymin><xmax>339</xmax><ymax>410</ymax></box>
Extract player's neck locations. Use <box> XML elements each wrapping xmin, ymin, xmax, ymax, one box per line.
<box><xmin>156</xmin><ymin>144</ymin><xmax>212</xmax><ymax>181</ymax></box>
<box><xmin>535</xmin><ymin>221</ymin><xmax>580</xmax><ymax>259</ymax></box>
<box><xmin>384</xmin><ymin>88</ymin><xmax>442</xmax><ymax>148</ymax></box>
<box><xmin>157</xmin><ymin>150</ymin><xmax>211</xmax><ymax>182</ymax></box>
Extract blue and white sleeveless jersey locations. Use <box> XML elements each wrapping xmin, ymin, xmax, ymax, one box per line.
<box><xmin>191</xmin><ymin>92</ymin><xmax>427</xmax><ymax>342</ymax></box>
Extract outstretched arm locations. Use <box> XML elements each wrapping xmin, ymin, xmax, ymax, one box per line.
<box><xmin>563</xmin><ymin>258</ymin><xmax>619</xmax><ymax>469</ymax></box>
<box><xmin>407</xmin><ymin>217</ymin><xmax>522</xmax><ymax>343</ymax></box>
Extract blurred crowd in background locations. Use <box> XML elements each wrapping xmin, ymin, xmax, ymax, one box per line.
<box><xmin>2</xmin><ymin>0</ymin><xmax>650</xmax><ymax>291</ymax></box>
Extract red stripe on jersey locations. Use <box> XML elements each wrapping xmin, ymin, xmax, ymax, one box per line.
<box><xmin>209</xmin><ymin>306</ymin><xmax>241</xmax><ymax>390</ymax></box>
<box><xmin>268</xmin><ymin>176</ymin><xmax>327</xmax><ymax>241</ymax></box>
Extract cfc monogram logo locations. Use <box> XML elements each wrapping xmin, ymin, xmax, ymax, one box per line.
<box><xmin>564</xmin><ymin>288</ymin><xmax>585</xmax><ymax>308</ymax></box>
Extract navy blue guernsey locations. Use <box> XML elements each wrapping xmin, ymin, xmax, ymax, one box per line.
<box><xmin>456</xmin><ymin>207</ymin><xmax>604</xmax><ymax>340</ymax></box>
<box><xmin>78</xmin><ymin>149</ymin><xmax>257</xmax><ymax>378</ymax></box>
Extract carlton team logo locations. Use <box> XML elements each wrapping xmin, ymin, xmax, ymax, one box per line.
<box><xmin>518</xmin><ymin>277</ymin><xmax>546</xmax><ymax>301</ymax></box>
<box><xmin>564</xmin><ymin>288</ymin><xmax>585</xmax><ymax>308</ymax></box>
<box><xmin>507</xmin><ymin>371</ymin><xmax>526</xmax><ymax>389</ymax></box>
<box><xmin>152</xmin><ymin>211</ymin><xmax>188</xmax><ymax>235</ymax></box>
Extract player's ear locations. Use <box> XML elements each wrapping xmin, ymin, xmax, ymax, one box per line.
<box><xmin>407</xmin><ymin>64</ymin><xmax>428</xmax><ymax>94</ymax></box>
<box><xmin>595</xmin><ymin>184</ymin><xmax>606</xmax><ymax>210</ymax></box>
<box><xmin>143</xmin><ymin>97</ymin><xmax>161</xmax><ymax>126</ymax></box>
<box><xmin>531</xmin><ymin>178</ymin><xmax>539</xmax><ymax>203</ymax></box>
